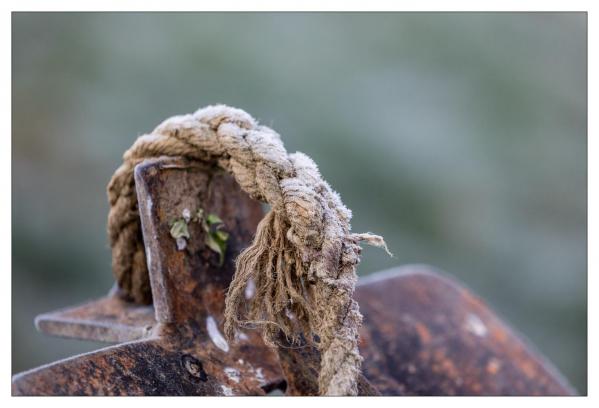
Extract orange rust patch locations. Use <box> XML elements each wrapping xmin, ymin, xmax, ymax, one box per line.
<box><xmin>415</xmin><ymin>322</ymin><xmax>432</xmax><ymax>344</ymax></box>
<box><xmin>520</xmin><ymin>360</ymin><xmax>537</xmax><ymax>379</ymax></box>
<box><xmin>471</xmin><ymin>382</ymin><xmax>482</xmax><ymax>393</ymax></box>
<box><xmin>486</xmin><ymin>358</ymin><xmax>502</xmax><ymax>375</ymax></box>
<box><xmin>440</xmin><ymin>358</ymin><xmax>459</xmax><ymax>379</ymax></box>
<box><xmin>490</xmin><ymin>325</ymin><xmax>508</xmax><ymax>344</ymax></box>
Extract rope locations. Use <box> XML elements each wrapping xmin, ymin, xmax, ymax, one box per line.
<box><xmin>107</xmin><ymin>105</ymin><xmax>389</xmax><ymax>395</ymax></box>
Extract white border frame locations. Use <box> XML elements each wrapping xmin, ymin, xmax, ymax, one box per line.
<box><xmin>2</xmin><ymin>2</ymin><xmax>593</xmax><ymax>407</ymax></box>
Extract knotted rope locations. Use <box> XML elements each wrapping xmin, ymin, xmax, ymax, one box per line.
<box><xmin>107</xmin><ymin>105</ymin><xmax>389</xmax><ymax>395</ymax></box>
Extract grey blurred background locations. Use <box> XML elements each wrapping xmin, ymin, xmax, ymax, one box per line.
<box><xmin>12</xmin><ymin>13</ymin><xmax>587</xmax><ymax>393</ymax></box>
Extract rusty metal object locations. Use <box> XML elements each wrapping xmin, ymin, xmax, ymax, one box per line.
<box><xmin>273</xmin><ymin>265</ymin><xmax>575</xmax><ymax>396</ymax></box>
<box><xmin>12</xmin><ymin>157</ymin><xmax>575</xmax><ymax>396</ymax></box>
<box><xmin>356</xmin><ymin>266</ymin><xmax>576</xmax><ymax>395</ymax></box>
<box><xmin>13</xmin><ymin>157</ymin><xmax>283</xmax><ymax>396</ymax></box>
<box><xmin>34</xmin><ymin>285</ymin><xmax>155</xmax><ymax>343</ymax></box>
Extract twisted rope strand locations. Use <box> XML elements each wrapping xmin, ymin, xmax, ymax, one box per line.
<box><xmin>107</xmin><ymin>105</ymin><xmax>389</xmax><ymax>395</ymax></box>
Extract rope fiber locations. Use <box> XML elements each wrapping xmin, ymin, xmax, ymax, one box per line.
<box><xmin>107</xmin><ymin>105</ymin><xmax>389</xmax><ymax>395</ymax></box>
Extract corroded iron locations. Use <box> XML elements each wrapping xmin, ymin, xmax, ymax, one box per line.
<box><xmin>34</xmin><ymin>285</ymin><xmax>155</xmax><ymax>343</ymax></box>
<box><xmin>356</xmin><ymin>266</ymin><xmax>575</xmax><ymax>395</ymax></box>
<box><xmin>13</xmin><ymin>157</ymin><xmax>283</xmax><ymax>396</ymax></box>
<box><xmin>273</xmin><ymin>265</ymin><xmax>575</xmax><ymax>396</ymax></box>
<box><xmin>12</xmin><ymin>157</ymin><xmax>575</xmax><ymax>396</ymax></box>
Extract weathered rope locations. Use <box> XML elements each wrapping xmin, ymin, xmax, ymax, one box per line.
<box><xmin>107</xmin><ymin>105</ymin><xmax>389</xmax><ymax>395</ymax></box>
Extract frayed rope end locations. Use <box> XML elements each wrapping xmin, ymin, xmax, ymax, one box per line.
<box><xmin>351</xmin><ymin>233</ymin><xmax>394</xmax><ymax>257</ymax></box>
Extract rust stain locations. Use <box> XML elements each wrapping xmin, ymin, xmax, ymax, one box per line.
<box><xmin>415</xmin><ymin>322</ymin><xmax>432</xmax><ymax>345</ymax></box>
<box><xmin>355</xmin><ymin>265</ymin><xmax>576</xmax><ymax>396</ymax></box>
<box><xmin>486</xmin><ymin>358</ymin><xmax>502</xmax><ymax>375</ymax></box>
<box><xmin>520</xmin><ymin>360</ymin><xmax>537</xmax><ymax>379</ymax></box>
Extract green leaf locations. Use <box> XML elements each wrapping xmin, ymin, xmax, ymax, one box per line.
<box><xmin>193</xmin><ymin>209</ymin><xmax>229</xmax><ymax>266</ymax></box>
<box><xmin>206</xmin><ymin>213</ymin><xmax>223</xmax><ymax>226</ymax></box>
<box><xmin>215</xmin><ymin>230</ymin><xmax>229</xmax><ymax>241</ymax></box>
<box><xmin>205</xmin><ymin>232</ymin><xmax>227</xmax><ymax>266</ymax></box>
<box><xmin>169</xmin><ymin>218</ymin><xmax>190</xmax><ymax>240</ymax></box>
<box><xmin>201</xmin><ymin>218</ymin><xmax>209</xmax><ymax>233</ymax></box>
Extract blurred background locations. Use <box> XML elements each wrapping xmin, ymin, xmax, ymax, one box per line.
<box><xmin>12</xmin><ymin>13</ymin><xmax>587</xmax><ymax>393</ymax></box>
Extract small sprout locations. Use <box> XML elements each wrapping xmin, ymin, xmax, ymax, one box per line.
<box><xmin>206</xmin><ymin>213</ymin><xmax>223</xmax><ymax>225</ymax></box>
<box><xmin>215</xmin><ymin>230</ymin><xmax>229</xmax><ymax>242</ymax></box>
<box><xmin>170</xmin><ymin>218</ymin><xmax>190</xmax><ymax>239</ymax></box>
<box><xmin>205</xmin><ymin>231</ymin><xmax>228</xmax><ymax>266</ymax></box>
<box><xmin>170</xmin><ymin>218</ymin><xmax>190</xmax><ymax>251</ymax></box>
<box><xmin>195</xmin><ymin>208</ymin><xmax>229</xmax><ymax>266</ymax></box>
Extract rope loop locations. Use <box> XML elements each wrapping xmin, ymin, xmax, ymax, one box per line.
<box><xmin>107</xmin><ymin>105</ymin><xmax>389</xmax><ymax>395</ymax></box>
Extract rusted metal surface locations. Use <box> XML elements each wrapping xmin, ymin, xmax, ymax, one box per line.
<box><xmin>11</xmin><ymin>334</ymin><xmax>283</xmax><ymax>396</ymax></box>
<box><xmin>13</xmin><ymin>157</ymin><xmax>284</xmax><ymax>396</ymax></box>
<box><xmin>356</xmin><ymin>265</ymin><xmax>576</xmax><ymax>395</ymax></box>
<box><xmin>34</xmin><ymin>285</ymin><xmax>155</xmax><ymax>343</ymax></box>
<box><xmin>271</xmin><ymin>265</ymin><xmax>575</xmax><ymax>396</ymax></box>
<box><xmin>12</xmin><ymin>157</ymin><xmax>576</xmax><ymax>396</ymax></box>
<box><xmin>134</xmin><ymin>158</ymin><xmax>265</xmax><ymax>324</ymax></box>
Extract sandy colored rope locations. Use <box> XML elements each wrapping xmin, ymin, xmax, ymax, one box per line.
<box><xmin>107</xmin><ymin>105</ymin><xmax>389</xmax><ymax>396</ymax></box>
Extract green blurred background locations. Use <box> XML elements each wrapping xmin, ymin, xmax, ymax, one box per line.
<box><xmin>11</xmin><ymin>13</ymin><xmax>587</xmax><ymax>393</ymax></box>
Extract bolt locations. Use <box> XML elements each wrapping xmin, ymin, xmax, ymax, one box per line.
<box><xmin>181</xmin><ymin>354</ymin><xmax>207</xmax><ymax>382</ymax></box>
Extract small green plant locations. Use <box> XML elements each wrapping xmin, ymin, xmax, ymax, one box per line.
<box><xmin>199</xmin><ymin>212</ymin><xmax>229</xmax><ymax>266</ymax></box>
<box><xmin>169</xmin><ymin>218</ymin><xmax>190</xmax><ymax>250</ymax></box>
<box><xmin>169</xmin><ymin>207</ymin><xmax>229</xmax><ymax>265</ymax></box>
<box><xmin>170</xmin><ymin>219</ymin><xmax>190</xmax><ymax>239</ymax></box>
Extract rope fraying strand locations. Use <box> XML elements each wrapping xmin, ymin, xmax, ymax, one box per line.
<box><xmin>107</xmin><ymin>105</ymin><xmax>389</xmax><ymax>395</ymax></box>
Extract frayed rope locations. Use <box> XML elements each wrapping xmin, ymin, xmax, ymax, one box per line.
<box><xmin>107</xmin><ymin>105</ymin><xmax>390</xmax><ymax>395</ymax></box>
